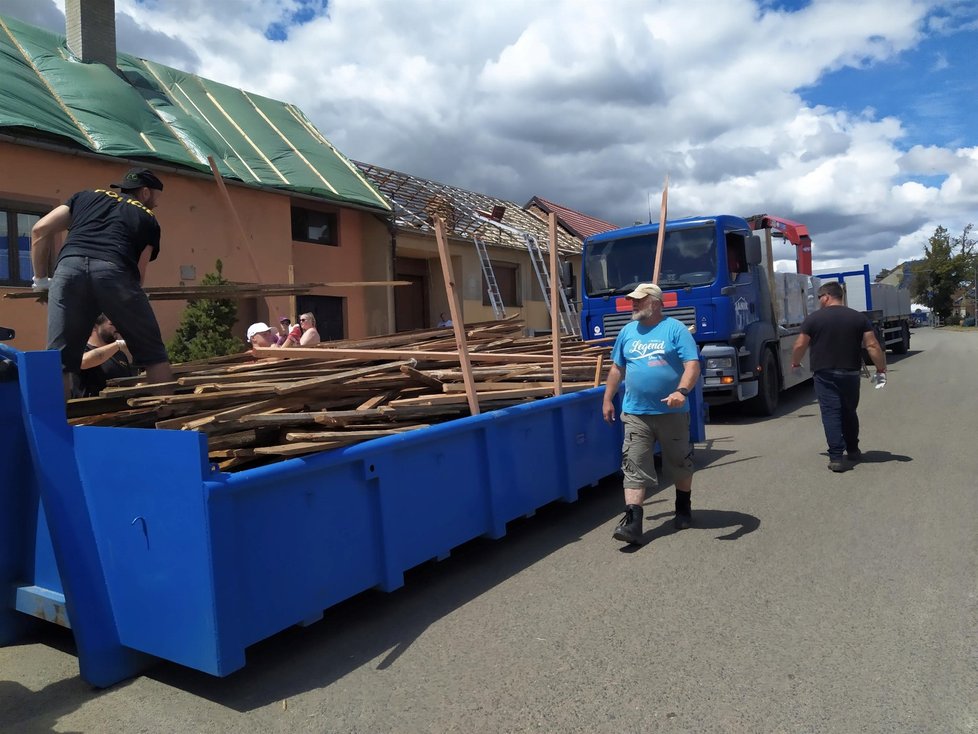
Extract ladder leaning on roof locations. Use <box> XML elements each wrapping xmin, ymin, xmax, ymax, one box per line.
<box><xmin>473</xmin><ymin>234</ymin><xmax>506</xmax><ymax>319</ymax></box>
<box><xmin>473</xmin><ymin>212</ymin><xmax>580</xmax><ymax>336</ymax></box>
<box><xmin>520</xmin><ymin>230</ymin><xmax>580</xmax><ymax>336</ymax></box>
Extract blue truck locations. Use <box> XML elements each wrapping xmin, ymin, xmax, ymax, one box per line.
<box><xmin>579</xmin><ymin>214</ymin><xmax>911</xmax><ymax>416</ymax></box>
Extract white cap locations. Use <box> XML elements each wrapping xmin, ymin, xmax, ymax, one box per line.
<box><xmin>246</xmin><ymin>322</ymin><xmax>273</xmax><ymax>342</ymax></box>
<box><xmin>625</xmin><ymin>283</ymin><xmax>663</xmax><ymax>301</ymax></box>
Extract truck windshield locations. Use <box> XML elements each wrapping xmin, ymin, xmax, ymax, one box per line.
<box><xmin>584</xmin><ymin>226</ymin><xmax>718</xmax><ymax>296</ymax></box>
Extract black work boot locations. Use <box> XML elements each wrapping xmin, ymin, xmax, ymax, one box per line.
<box><xmin>613</xmin><ymin>504</ymin><xmax>644</xmax><ymax>544</ymax></box>
<box><xmin>674</xmin><ymin>490</ymin><xmax>692</xmax><ymax>530</ymax></box>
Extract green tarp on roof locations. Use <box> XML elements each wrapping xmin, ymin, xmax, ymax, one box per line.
<box><xmin>0</xmin><ymin>14</ymin><xmax>390</xmax><ymax>212</ymax></box>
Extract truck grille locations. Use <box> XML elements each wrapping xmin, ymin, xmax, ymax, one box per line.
<box><xmin>602</xmin><ymin>306</ymin><xmax>696</xmax><ymax>338</ymax></box>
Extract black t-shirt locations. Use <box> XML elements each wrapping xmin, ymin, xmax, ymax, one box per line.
<box><xmin>57</xmin><ymin>189</ymin><xmax>161</xmax><ymax>278</ymax></box>
<box><xmin>77</xmin><ymin>343</ymin><xmax>135</xmax><ymax>397</ymax></box>
<box><xmin>800</xmin><ymin>305</ymin><xmax>873</xmax><ymax>372</ymax></box>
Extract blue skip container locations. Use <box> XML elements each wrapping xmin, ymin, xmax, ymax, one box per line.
<box><xmin>0</xmin><ymin>343</ymin><xmax>625</xmax><ymax>687</ymax></box>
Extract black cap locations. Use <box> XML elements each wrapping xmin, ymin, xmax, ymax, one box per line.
<box><xmin>110</xmin><ymin>167</ymin><xmax>164</xmax><ymax>192</ymax></box>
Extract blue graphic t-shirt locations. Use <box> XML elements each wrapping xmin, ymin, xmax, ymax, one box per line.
<box><xmin>611</xmin><ymin>317</ymin><xmax>699</xmax><ymax>415</ymax></box>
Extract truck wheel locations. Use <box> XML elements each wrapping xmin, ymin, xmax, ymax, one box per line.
<box><xmin>890</xmin><ymin>323</ymin><xmax>910</xmax><ymax>354</ymax></box>
<box><xmin>746</xmin><ymin>350</ymin><xmax>779</xmax><ymax>416</ymax></box>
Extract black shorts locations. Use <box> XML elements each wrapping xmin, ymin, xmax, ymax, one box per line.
<box><xmin>47</xmin><ymin>256</ymin><xmax>168</xmax><ymax>371</ymax></box>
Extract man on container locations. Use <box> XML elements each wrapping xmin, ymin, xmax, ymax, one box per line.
<box><xmin>790</xmin><ymin>281</ymin><xmax>887</xmax><ymax>472</ymax></box>
<box><xmin>30</xmin><ymin>167</ymin><xmax>173</xmax><ymax>394</ymax></box>
<box><xmin>602</xmin><ymin>283</ymin><xmax>701</xmax><ymax>545</ymax></box>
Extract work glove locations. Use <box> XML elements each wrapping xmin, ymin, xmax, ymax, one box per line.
<box><xmin>31</xmin><ymin>276</ymin><xmax>51</xmax><ymax>292</ymax></box>
<box><xmin>872</xmin><ymin>372</ymin><xmax>887</xmax><ymax>389</ymax></box>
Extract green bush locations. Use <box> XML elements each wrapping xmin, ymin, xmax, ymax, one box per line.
<box><xmin>166</xmin><ymin>260</ymin><xmax>244</xmax><ymax>363</ymax></box>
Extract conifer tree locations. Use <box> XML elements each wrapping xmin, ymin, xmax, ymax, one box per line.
<box><xmin>166</xmin><ymin>260</ymin><xmax>243</xmax><ymax>362</ymax></box>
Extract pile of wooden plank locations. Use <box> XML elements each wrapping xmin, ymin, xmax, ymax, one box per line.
<box><xmin>67</xmin><ymin>318</ymin><xmax>611</xmax><ymax>472</ymax></box>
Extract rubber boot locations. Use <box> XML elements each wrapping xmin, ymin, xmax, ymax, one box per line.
<box><xmin>674</xmin><ymin>490</ymin><xmax>692</xmax><ymax>530</ymax></box>
<box><xmin>613</xmin><ymin>504</ymin><xmax>644</xmax><ymax>544</ymax></box>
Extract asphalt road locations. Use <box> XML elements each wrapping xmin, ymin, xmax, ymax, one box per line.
<box><xmin>2</xmin><ymin>327</ymin><xmax>976</xmax><ymax>733</ymax></box>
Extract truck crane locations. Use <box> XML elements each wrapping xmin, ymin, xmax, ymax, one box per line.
<box><xmin>744</xmin><ymin>214</ymin><xmax>813</xmax><ymax>275</ymax></box>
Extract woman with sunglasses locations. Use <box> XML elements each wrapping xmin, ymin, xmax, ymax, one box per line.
<box><xmin>297</xmin><ymin>312</ymin><xmax>321</xmax><ymax>345</ymax></box>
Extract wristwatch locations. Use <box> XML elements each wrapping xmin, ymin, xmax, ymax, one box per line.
<box><xmin>677</xmin><ymin>387</ymin><xmax>690</xmax><ymax>397</ymax></box>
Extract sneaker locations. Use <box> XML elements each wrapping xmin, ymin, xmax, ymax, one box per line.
<box><xmin>673</xmin><ymin>512</ymin><xmax>692</xmax><ymax>530</ymax></box>
<box><xmin>828</xmin><ymin>459</ymin><xmax>847</xmax><ymax>472</ymax></box>
<box><xmin>847</xmin><ymin>450</ymin><xmax>862</xmax><ymax>462</ymax></box>
<box><xmin>613</xmin><ymin>505</ymin><xmax>643</xmax><ymax>544</ymax></box>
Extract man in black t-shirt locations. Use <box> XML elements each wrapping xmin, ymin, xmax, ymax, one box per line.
<box><xmin>77</xmin><ymin>314</ymin><xmax>136</xmax><ymax>398</ymax></box>
<box><xmin>30</xmin><ymin>167</ymin><xmax>173</xmax><ymax>393</ymax></box>
<box><xmin>790</xmin><ymin>281</ymin><xmax>887</xmax><ymax>471</ymax></box>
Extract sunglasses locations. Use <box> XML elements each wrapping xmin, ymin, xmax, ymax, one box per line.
<box><xmin>299</xmin><ymin>317</ymin><xmax>309</xmax><ymax>322</ymax></box>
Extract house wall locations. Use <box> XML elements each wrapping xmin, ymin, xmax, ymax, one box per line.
<box><xmin>0</xmin><ymin>141</ymin><xmax>392</xmax><ymax>353</ymax></box>
<box><xmin>392</xmin><ymin>230</ymin><xmax>578</xmax><ymax>333</ymax></box>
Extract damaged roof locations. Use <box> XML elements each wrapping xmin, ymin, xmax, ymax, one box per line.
<box><xmin>355</xmin><ymin>161</ymin><xmax>582</xmax><ymax>256</ymax></box>
<box><xmin>0</xmin><ymin>13</ymin><xmax>390</xmax><ymax>212</ymax></box>
<box><xmin>525</xmin><ymin>196</ymin><xmax>618</xmax><ymax>239</ymax></box>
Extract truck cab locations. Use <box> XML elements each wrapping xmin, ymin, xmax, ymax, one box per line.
<box><xmin>580</xmin><ymin>214</ymin><xmax>808</xmax><ymax>415</ymax></box>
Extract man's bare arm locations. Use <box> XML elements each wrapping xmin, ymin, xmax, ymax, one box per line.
<box><xmin>31</xmin><ymin>205</ymin><xmax>71</xmax><ymax>278</ymax></box>
<box><xmin>863</xmin><ymin>330</ymin><xmax>886</xmax><ymax>373</ymax></box>
<box><xmin>602</xmin><ymin>362</ymin><xmax>624</xmax><ymax>423</ymax></box>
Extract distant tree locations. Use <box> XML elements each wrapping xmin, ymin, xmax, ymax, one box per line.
<box><xmin>912</xmin><ymin>224</ymin><xmax>974</xmax><ymax>319</ymax></box>
<box><xmin>167</xmin><ymin>260</ymin><xmax>243</xmax><ymax>363</ymax></box>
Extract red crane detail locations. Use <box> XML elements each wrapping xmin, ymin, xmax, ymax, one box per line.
<box><xmin>745</xmin><ymin>214</ymin><xmax>813</xmax><ymax>276</ymax></box>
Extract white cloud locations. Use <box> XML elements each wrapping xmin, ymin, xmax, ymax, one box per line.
<box><xmin>1</xmin><ymin>0</ymin><xmax>976</xmax><ymax>279</ymax></box>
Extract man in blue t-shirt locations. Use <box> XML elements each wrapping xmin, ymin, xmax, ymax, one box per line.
<box><xmin>603</xmin><ymin>283</ymin><xmax>701</xmax><ymax>544</ymax></box>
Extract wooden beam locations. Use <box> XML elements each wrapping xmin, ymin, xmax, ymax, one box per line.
<box><xmin>652</xmin><ymin>175</ymin><xmax>668</xmax><ymax>285</ymax></box>
<box><xmin>274</xmin><ymin>360</ymin><xmax>415</xmax><ymax>396</ymax></box>
<box><xmin>253</xmin><ymin>346</ymin><xmax>596</xmax><ymax>365</ymax></box>
<box><xmin>549</xmin><ymin>211</ymin><xmax>563</xmax><ymax>396</ymax></box>
<box><xmin>389</xmin><ymin>384</ymin><xmax>591</xmax><ymax>407</ymax></box>
<box><xmin>399</xmin><ymin>365</ymin><xmax>445</xmax><ymax>391</ymax></box>
<box><xmin>284</xmin><ymin>425</ymin><xmax>426</xmax><ymax>442</ymax></box>
<box><xmin>432</xmin><ymin>215</ymin><xmax>480</xmax><ymax>416</ymax></box>
<box><xmin>208</xmin><ymin>155</ymin><xmax>262</xmax><ymax>281</ymax></box>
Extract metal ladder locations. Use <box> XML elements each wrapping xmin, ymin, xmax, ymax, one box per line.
<box><xmin>520</xmin><ymin>231</ymin><xmax>580</xmax><ymax>336</ymax></box>
<box><xmin>473</xmin><ymin>234</ymin><xmax>506</xmax><ymax>319</ymax></box>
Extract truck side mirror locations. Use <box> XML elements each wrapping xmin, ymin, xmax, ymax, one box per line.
<box><xmin>745</xmin><ymin>235</ymin><xmax>762</xmax><ymax>265</ymax></box>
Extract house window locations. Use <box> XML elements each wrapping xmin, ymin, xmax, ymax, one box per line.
<box><xmin>291</xmin><ymin>205</ymin><xmax>338</xmax><ymax>246</ymax></box>
<box><xmin>0</xmin><ymin>205</ymin><xmax>42</xmax><ymax>286</ymax></box>
<box><xmin>483</xmin><ymin>261</ymin><xmax>521</xmax><ymax>307</ymax></box>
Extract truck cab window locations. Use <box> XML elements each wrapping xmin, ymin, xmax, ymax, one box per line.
<box><xmin>583</xmin><ymin>226</ymin><xmax>717</xmax><ymax>296</ymax></box>
<box><xmin>725</xmin><ymin>231</ymin><xmax>750</xmax><ymax>282</ymax></box>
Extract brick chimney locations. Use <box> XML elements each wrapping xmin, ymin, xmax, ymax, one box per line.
<box><xmin>65</xmin><ymin>0</ymin><xmax>118</xmax><ymax>70</ymax></box>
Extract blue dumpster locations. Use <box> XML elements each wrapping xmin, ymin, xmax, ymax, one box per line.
<box><xmin>1</xmin><ymin>342</ymin><xmax>630</xmax><ymax>687</ymax></box>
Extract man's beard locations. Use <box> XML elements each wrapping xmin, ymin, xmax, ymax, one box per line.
<box><xmin>631</xmin><ymin>306</ymin><xmax>655</xmax><ymax>321</ymax></box>
<box><xmin>97</xmin><ymin>325</ymin><xmax>118</xmax><ymax>344</ymax></box>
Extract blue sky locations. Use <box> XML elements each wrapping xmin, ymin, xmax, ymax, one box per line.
<box><xmin>264</xmin><ymin>0</ymin><xmax>328</xmax><ymax>41</ymax></box>
<box><xmin>804</xmin><ymin>19</ymin><xmax>977</xmax><ymax>150</ymax></box>
<box><xmin>1</xmin><ymin>0</ymin><xmax>976</xmax><ymax>277</ymax></box>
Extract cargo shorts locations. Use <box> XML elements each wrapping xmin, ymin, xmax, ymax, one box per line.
<box><xmin>621</xmin><ymin>412</ymin><xmax>694</xmax><ymax>491</ymax></box>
